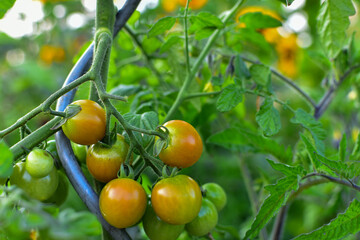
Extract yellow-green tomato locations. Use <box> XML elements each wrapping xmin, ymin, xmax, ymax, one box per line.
<box><xmin>185</xmin><ymin>198</ymin><xmax>218</xmax><ymax>236</ymax></box>
<box><xmin>25</xmin><ymin>148</ymin><xmax>54</xmax><ymax>178</ymax></box>
<box><xmin>202</xmin><ymin>183</ymin><xmax>227</xmax><ymax>211</ymax></box>
<box><xmin>151</xmin><ymin>175</ymin><xmax>202</xmax><ymax>225</ymax></box>
<box><xmin>142</xmin><ymin>204</ymin><xmax>184</xmax><ymax>240</ymax></box>
<box><xmin>10</xmin><ymin>161</ymin><xmax>59</xmax><ymax>201</ymax></box>
<box><xmin>99</xmin><ymin>178</ymin><xmax>147</xmax><ymax>228</ymax></box>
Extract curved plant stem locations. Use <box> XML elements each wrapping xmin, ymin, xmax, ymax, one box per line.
<box><xmin>10</xmin><ymin>117</ymin><xmax>62</xmax><ymax>159</ymax></box>
<box><xmin>0</xmin><ymin>72</ymin><xmax>91</xmax><ymax>138</ymax></box>
<box><xmin>184</xmin><ymin>0</ymin><xmax>191</xmax><ymax>75</ymax></box>
<box><xmin>164</xmin><ymin>0</ymin><xmax>247</xmax><ymax>122</ymax></box>
<box><xmin>241</xmin><ymin>56</ymin><xmax>317</xmax><ymax>109</ymax></box>
<box><xmin>124</xmin><ymin>25</ymin><xmax>167</xmax><ymax>86</ymax></box>
<box><xmin>314</xmin><ymin>63</ymin><xmax>360</xmax><ymax>119</ymax></box>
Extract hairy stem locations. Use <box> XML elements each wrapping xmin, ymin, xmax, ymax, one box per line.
<box><xmin>184</xmin><ymin>0</ymin><xmax>191</xmax><ymax>75</ymax></box>
<box><xmin>164</xmin><ymin>0</ymin><xmax>247</xmax><ymax>122</ymax></box>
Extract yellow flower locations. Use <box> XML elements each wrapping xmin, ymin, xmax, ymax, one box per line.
<box><xmin>162</xmin><ymin>0</ymin><xmax>208</xmax><ymax>12</ymax></box>
<box><xmin>162</xmin><ymin>0</ymin><xmax>178</xmax><ymax>12</ymax></box>
<box><xmin>276</xmin><ymin>34</ymin><xmax>298</xmax><ymax>77</ymax></box>
<box><xmin>39</xmin><ymin>45</ymin><xmax>66</xmax><ymax>65</ymax></box>
<box><xmin>178</xmin><ymin>0</ymin><xmax>208</xmax><ymax>10</ymax></box>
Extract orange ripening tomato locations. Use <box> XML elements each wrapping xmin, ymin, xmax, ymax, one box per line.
<box><xmin>162</xmin><ymin>0</ymin><xmax>178</xmax><ymax>12</ymax></box>
<box><xmin>62</xmin><ymin>100</ymin><xmax>106</xmax><ymax>145</ymax></box>
<box><xmin>86</xmin><ymin>134</ymin><xmax>130</xmax><ymax>183</ymax></box>
<box><xmin>99</xmin><ymin>178</ymin><xmax>147</xmax><ymax>228</ymax></box>
<box><xmin>151</xmin><ymin>175</ymin><xmax>202</xmax><ymax>225</ymax></box>
<box><xmin>157</xmin><ymin>120</ymin><xmax>203</xmax><ymax>168</ymax></box>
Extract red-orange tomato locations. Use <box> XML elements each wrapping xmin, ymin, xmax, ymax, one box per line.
<box><xmin>99</xmin><ymin>178</ymin><xmax>147</xmax><ymax>229</ymax></box>
<box><xmin>151</xmin><ymin>175</ymin><xmax>202</xmax><ymax>225</ymax></box>
<box><xmin>62</xmin><ymin>100</ymin><xmax>106</xmax><ymax>145</ymax></box>
<box><xmin>158</xmin><ymin>120</ymin><xmax>203</xmax><ymax>168</ymax></box>
<box><xmin>86</xmin><ymin>134</ymin><xmax>130</xmax><ymax>183</ymax></box>
<box><xmin>178</xmin><ymin>0</ymin><xmax>208</xmax><ymax>9</ymax></box>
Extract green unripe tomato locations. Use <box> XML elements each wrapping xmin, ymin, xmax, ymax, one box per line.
<box><xmin>10</xmin><ymin>161</ymin><xmax>59</xmax><ymax>201</ymax></box>
<box><xmin>26</xmin><ymin>148</ymin><xmax>54</xmax><ymax>178</ymax></box>
<box><xmin>44</xmin><ymin>171</ymin><xmax>69</xmax><ymax>206</ymax></box>
<box><xmin>202</xmin><ymin>182</ymin><xmax>227</xmax><ymax>211</ymax></box>
<box><xmin>45</xmin><ymin>140</ymin><xmax>60</xmax><ymax>162</ymax></box>
<box><xmin>71</xmin><ymin>141</ymin><xmax>87</xmax><ymax>163</ymax></box>
<box><xmin>143</xmin><ymin>204</ymin><xmax>184</xmax><ymax>240</ymax></box>
<box><xmin>185</xmin><ymin>198</ymin><xmax>218</xmax><ymax>237</ymax></box>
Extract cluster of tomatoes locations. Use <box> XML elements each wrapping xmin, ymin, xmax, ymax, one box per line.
<box><xmin>9</xmin><ymin>99</ymin><xmax>227</xmax><ymax>239</ymax></box>
<box><xmin>10</xmin><ymin>143</ymin><xmax>68</xmax><ymax>206</ymax></box>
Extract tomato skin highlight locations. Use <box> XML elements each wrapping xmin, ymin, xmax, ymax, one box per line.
<box><xmin>158</xmin><ymin>120</ymin><xmax>203</xmax><ymax>168</ymax></box>
<box><xmin>86</xmin><ymin>134</ymin><xmax>130</xmax><ymax>183</ymax></box>
<box><xmin>203</xmin><ymin>182</ymin><xmax>227</xmax><ymax>211</ymax></box>
<box><xmin>62</xmin><ymin>100</ymin><xmax>106</xmax><ymax>145</ymax></box>
<box><xmin>99</xmin><ymin>178</ymin><xmax>147</xmax><ymax>229</ymax></box>
<box><xmin>142</xmin><ymin>203</ymin><xmax>184</xmax><ymax>240</ymax></box>
<box><xmin>10</xmin><ymin>161</ymin><xmax>59</xmax><ymax>201</ymax></box>
<box><xmin>151</xmin><ymin>175</ymin><xmax>202</xmax><ymax>225</ymax></box>
<box><xmin>185</xmin><ymin>198</ymin><xmax>218</xmax><ymax>236</ymax></box>
<box><xmin>25</xmin><ymin>148</ymin><xmax>54</xmax><ymax>178</ymax></box>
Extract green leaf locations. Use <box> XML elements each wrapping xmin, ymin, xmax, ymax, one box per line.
<box><xmin>207</xmin><ymin>127</ymin><xmax>292</xmax><ymax>163</ymax></box>
<box><xmin>0</xmin><ymin>0</ymin><xmax>15</xmax><ymax>19</ymax></box>
<box><xmin>148</xmin><ymin>17</ymin><xmax>176</xmax><ymax>38</ymax></box>
<box><xmin>55</xmin><ymin>209</ymin><xmax>102</xmax><ymax>237</ymax></box>
<box><xmin>0</xmin><ymin>141</ymin><xmax>13</xmax><ymax>178</ymax></box>
<box><xmin>123</xmin><ymin>111</ymin><xmax>159</xmax><ymax>147</ymax></box>
<box><xmin>317</xmin><ymin>0</ymin><xmax>355</xmax><ymax>59</ymax></box>
<box><xmin>238</xmin><ymin>12</ymin><xmax>282</xmax><ymax>29</ymax></box>
<box><xmin>216</xmin><ymin>84</ymin><xmax>243</xmax><ymax>112</ymax></box>
<box><xmin>315</xmin><ymin>152</ymin><xmax>348</xmax><ymax>177</ymax></box>
<box><xmin>256</xmin><ymin>98</ymin><xmax>281</xmax><ymax>136</ymax></box>
<box><xmin>339</xmin><ymin>133</ymin><xmax>347</xmax><ymax>162</ymax></box>
<box><xmin>245</xmin><ymin>176</ymin><xmax>300</xmax><ymax>239</ymax></box>
<box><xmin>250</xmin><ymin>64</ymin><xmax>271</xmax><ymax>86</ymax></box>
<box><xmin>160</xmin><ymin>35</ymin><xmax>182</xmax><ymax>53</ymax></box>
<box><xmin>291</xmin><ymin>109</ymin><xmax>327</xmax><ymax>153</ymax></box>
<box><xmin>267</xmin><ymin>159</ymin><xmax>306</xmax><ymax>177</ymax></box>
<box><xmin>234</xmin><ymin>55</ymin><xmax>251</xmax><ymax>81</ymax></box>
<box><xmin>109</xmin><ymin>84</ymin><xmax>142</xmax><ymax>97</ymax></box>
<box><xmin>211</xmin><ymin>76</ymin><xmax>223</xmax><ymax>86</ymax></box>
<box><xmin>189</xmin><ymin>12</ymin><xmax>223</xmax><ymax>31</ymax></box>
<box><xmin>294</xmin><ymin>199</ymin><xmax>360</xmax><ymax>240</ymax></box>
<box><xmin>350</xmin><ymin>133</ymin><xmax>360</xmax><ymax>160</ymax></box>
<box><xmin>300</xmin><ymin>134</ymin><xmax>322</xmax><ymax>171</ymax></box>
<box><xmin>127</xmin><ymin>11</ymin><xmax>140</xmax><ymax>25</ymax></box>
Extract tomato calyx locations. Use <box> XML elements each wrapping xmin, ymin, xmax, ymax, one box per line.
<box><xmin>153</xmin><ymin>125</ymin><xmax>170</xmax><ymax>157</ymax></box>
<box><xmin>50</xmin><ymin>104</ymin><xmax>82</xmax><ymax>130</ymax></box>
<box><xmin>117</xmin><ymin>164</ymin><xmax>134</xmax><ymax>179</ymax></box>
<box><xmin>161</xmin><ymin>165</ymin><xmax>179</xmax><ymax>178</ymax></box>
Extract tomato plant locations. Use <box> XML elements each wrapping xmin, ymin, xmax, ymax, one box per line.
<box><xmin>142</xmin><ymin>203</ymin><xmax>184</xmax><ymax>240</ymax></box>
<box><xmin>86</xmin><ymin>134</ymin><xmax>130</xmax><ymax>183</ymax></box>
<box><xmin>185</xmin><ymin>198</ymin><xmax>218</xmax><ymax>236</ymax></box>
<box><xmin>25</xmin><ymin>148</ymin><xmax>54</xmax><ymax>178</ymax></box>
<box><xmin>157</xmin><ymin>120</ymin><xmax>203</xmax><ymax>168</ymax></box>
<box><xmin>202</xmin><ymin>183</ymin><xmax>227</xmax><ymax>212</ymax></box>
<box><xmin>99</xmin><ymin>178</ymin><xmax>147</xmax><ymax>228</ymax></box>
<box><xmin>62</xmin><ymin>100</ymin><xmax>106</xmax><ymax>145</ymax></box>
<box><xmin>151</xmin><ymin>175</ymin><xmax>202</xmax><ymax>225</ymax></box>
<box><xmin>10</xmin><ymin>161</ymin><xmax>59</xmax><ymax>201</ymax></box>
